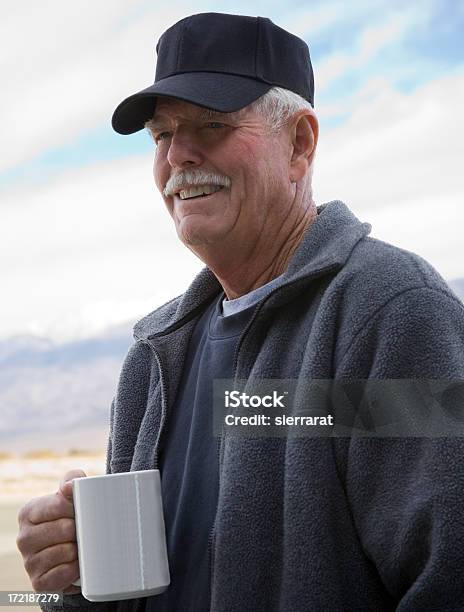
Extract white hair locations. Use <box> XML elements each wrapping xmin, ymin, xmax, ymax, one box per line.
<box><xmin>247</xmin><ymin>86</ymin><xmax>314</xmax><ymax>132</ymax></box>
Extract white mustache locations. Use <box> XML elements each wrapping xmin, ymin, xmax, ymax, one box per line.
<box><xmin>163</xmin><ymin>170</ymin><xmax>231</xmax><ymax>197</ymax></box>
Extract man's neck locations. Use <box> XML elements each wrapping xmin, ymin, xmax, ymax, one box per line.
<box><xmin>208</xmin><ymin>206</ymin><xmax>316</xmax><ymax>300</ymax></box>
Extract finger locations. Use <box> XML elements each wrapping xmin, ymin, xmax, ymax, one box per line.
<box><xmin>21</xmin><ymin>493</ymin><xmax>74</xmax><ymax>526</ymax></box>
<box><xmin>24</xmin><ymin>542</ymin><xmax>77</xmax><ymax>579</ymax></box>
<box><xmin>32</xmin><ymin>560</ymin><xmax>79</xmax><ymax>593</ymax></box>
<box><xmin>59</xmin><ymin>470</ymin><xmax>87</xmax><ymax>500</ymax></box>
<box><xmin>18</xmin><ymin>517</ymin><xmax>76</xmax><ymax>556</ymax></box>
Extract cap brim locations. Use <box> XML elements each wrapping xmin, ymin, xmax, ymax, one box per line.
<box><xmin>111</xmin><ymin>72</ymin><xmax>273</xmax><ymax>135</ymax></box>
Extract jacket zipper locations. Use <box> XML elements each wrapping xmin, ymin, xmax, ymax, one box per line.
<box><xmin>138</xmin><ymin>340</ymin><xmax>168</xmax><ymax>470</ymax></box>
<box><xmin>136</xmin><ymin>294</ymin><xmax>220</xmax><ymax>468</ymax></box>
<box><xmin>206</xmin><ymin>263</ymin><xmax>340</xmax><ymax>609</ymax></box>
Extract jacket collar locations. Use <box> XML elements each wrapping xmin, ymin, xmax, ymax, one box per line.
<box><xmin>284</xmin><ymin>200</ymin><xmax>370</xmax><ymax>280</ymax></box>
<box><xmin>134</xmin><ymin>200</ymin><xmax>371</xmax><ymax>340</ymax></box>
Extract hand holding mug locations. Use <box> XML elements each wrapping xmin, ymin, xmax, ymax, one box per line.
<box><xmin>17</xmin><ymin>469</ymin><xmax>87</xmax><ymax>593</ymax></box>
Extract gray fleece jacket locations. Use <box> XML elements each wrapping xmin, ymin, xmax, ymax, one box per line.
<box><xmin>46</xmin><ymin>200</ymin><xmax>464</xmax><ymax>612</ymax></box>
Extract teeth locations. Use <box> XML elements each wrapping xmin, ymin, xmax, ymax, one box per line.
<box><xmin>179</xmin><ymin>185</ymin><xmax>223</xmax><ymax>200</ymax></box>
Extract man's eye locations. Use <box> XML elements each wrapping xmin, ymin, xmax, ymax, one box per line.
<box><xmin>155</xmin><ymin>131</ymin><xmax>171</xmax><ymax>143</ymax></box>
<box><xmin>205</xmin><ymin>122</ymin><xmax>226</xmax><ymax>129</ymax></box>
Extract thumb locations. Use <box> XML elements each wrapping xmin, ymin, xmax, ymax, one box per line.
<box><xmin>59</xmin><ymin>469</ymin><xmax>87</xmax><ymax>500</ymax></box>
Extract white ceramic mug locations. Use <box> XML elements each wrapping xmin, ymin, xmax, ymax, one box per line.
<box><xmin>72</xmin><ymin>470</ymin><xmax>170</xmax><ymax>602</ymax></box>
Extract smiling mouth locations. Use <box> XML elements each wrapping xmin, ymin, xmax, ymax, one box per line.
<box><xmin>176</xmin><ymin>185</ymin><xmax>225</xmax><ymax>200</ymax></box>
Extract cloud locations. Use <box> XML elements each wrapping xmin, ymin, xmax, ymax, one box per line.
<box><xmin>357</xmin><ymin>14</ymin><xmax>410</xmax><ymax>62</ymax></box>
<box><xmin>1</xmin><ymin>153</ymin><xmax>203</xmax><ymax>340</ymax></box>
<box><xmin>1</xmin><ymin>1</ymin><xmax>196</xmax><ymax>172</ymax></box>
<box><xmin>280</xmin><ymin>2</ymin><xmax>344</xmax><ymax>38</ymax></box>
<box><xmin>316</xmin><ymin>10</ymin><xmax>416</xmax><ymax>91</ymax></box>
<box><xmin>314</xmin><ymin>66</ymin><xmax>464</xmax><ymax>279</ymax></box>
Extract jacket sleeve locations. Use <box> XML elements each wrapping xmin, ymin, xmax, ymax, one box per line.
<box><xmin>334</xmin><ymin>287</ymin><xmax>464</xmax><ymax>610</ymax></box>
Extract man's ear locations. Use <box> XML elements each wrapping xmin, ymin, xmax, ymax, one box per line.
<box><xmin>289</xmin><ymin>110</ymin><xmax>318</xmax><ymax>183</ymax></box>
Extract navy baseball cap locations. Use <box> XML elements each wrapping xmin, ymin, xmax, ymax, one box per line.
<box><xmin>111</xmin><ymin>12</ymin><xmax>314</xmax><ymax>135</ymax></box>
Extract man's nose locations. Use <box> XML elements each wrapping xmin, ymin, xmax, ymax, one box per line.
<box><xmin>167</xmin><ymin>128</ymin><xmax>204</xmax><ymax>169</ymax></box>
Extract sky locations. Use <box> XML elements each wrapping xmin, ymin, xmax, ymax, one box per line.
<box><xmin>1</xmin><ymin>0</ymin><xmax>463</xmax><ymax>342</ymax></box>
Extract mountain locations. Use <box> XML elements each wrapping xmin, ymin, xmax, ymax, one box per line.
<box><xmin>0</xmin><ymin>334</ymin><xmax>54</xmax><ymax>363</ymax></box>
<box><xmin>0</xmin><ymin>323</ymin><xmax>135</xmax><ymax>452</ymax></box>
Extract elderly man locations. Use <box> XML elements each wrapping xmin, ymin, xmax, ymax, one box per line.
<box><xmin>17</xmin><ymin>12</ymin><xmax>464</xmax><ymax>612</ymax></box>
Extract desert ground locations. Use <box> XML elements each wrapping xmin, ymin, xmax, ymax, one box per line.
<box><xmin>0</xmin><ymin>451</ymin><xmax>105</xmax><ymax>610</ymax></box>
